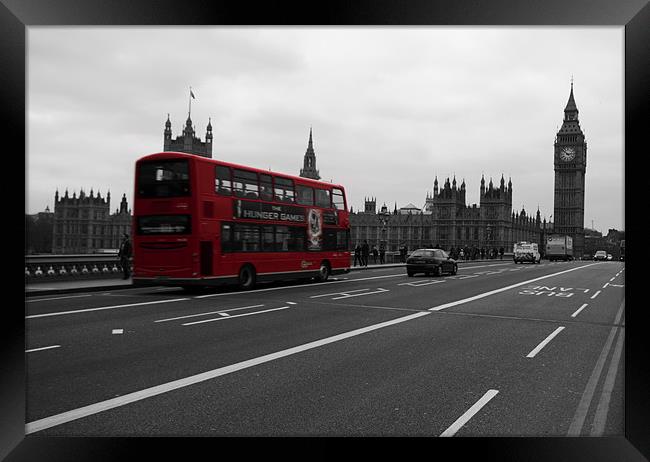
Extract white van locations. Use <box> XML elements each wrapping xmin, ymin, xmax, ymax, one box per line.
<box><xmin>513</xmin><ymin>242</ymin><xmax>541</xmax><ymax>264</ymax></box>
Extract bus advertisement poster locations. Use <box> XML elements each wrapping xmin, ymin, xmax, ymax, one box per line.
<box><xmin>307</xmin><ymin>208</ymin><xmax>323</xmax><ymax>251</ymax></box>
<box><xmin>234</xmin><ymin>200</ymin><xmax>306</xmax><ymax>223</ymax></box>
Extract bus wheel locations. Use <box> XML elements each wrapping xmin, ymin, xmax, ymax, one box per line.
<box><xmin>238</xmin><ymin>265</ymin><xmax>256</xmax><ymax>290</ymax></box>
<box><xmin>315</xmin><ymin>261</ymin><xmax>330</xmax><ymax>282</ymax></box>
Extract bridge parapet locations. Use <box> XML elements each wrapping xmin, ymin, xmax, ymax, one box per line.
<box><xmin>25</xmin><ymin>254</ymin><xmax>130</xmax><ymax>282</ymax></box>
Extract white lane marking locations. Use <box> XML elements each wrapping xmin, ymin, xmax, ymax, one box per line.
<box><xmin>154</xmin><ymin>304</ymin><xmax>265</xmax><ymax>323</ymax></box>
<box><xmin>526</xmin><ymin>327</ymin><xmax>565</xmax><ymax>358</ymax></box>
<box><xmin>609</xmin><ymin>277</ymin><xmax>615</xmax><ymax>282</ymax></box>
<box><xmin>398</xmin><ymin>280</ymin><xmax>446</xmax><ymax>287</ymax></box>
<box><xmin>25</xmin><ymin>345</ymin><xmax>61</xmax><ymax>353</ymax></box>
<box><xmin>609</xmin><ymin>284</ymin><xmax>624</xmax><ymax>288</ymax></box>
<box><xmin>571</xmin><ymin>304</ymin><xmax>589</xmax><ymax>318</ymax></box>
<box><xmin>460</xmin><ymin>263</ymin><xmax>511</xmax><ymax>269</ymax></box>
<box><xmin>26</xmin><ymin>294</ymin><xmax>93</xmax><ymax>303</ymax></box>
<box><xmin>182</xmin><ymin>306</ymin><xmax>290</xmax><ymax>325</ymax></box>
<box><xmin>218</xmin><ymin>313</ymin><xmax>230</xmax><ymax>317</ymax></box>
<box><xmin>194</xmin><ymin>274</ymin><xmax>405</xmax><ymax>299</ymax></box>
<box><xmin>287</xmin><ymin>302</ymin><xmax>297</xmax><ymax>305</ymax></box>
<box><xmin>568</xmin><ymin>300</ymin><xmax>625</xmax><ymax>436</ymax></box>
<box><xmin>429</xmin><ymin>263</ymin><xmax>601</xmax><ymax>311</ymax></box>
<box><xmin>112</xmin><ymin>329</ymin><xmax>124</xmax><ymax>335</ymax></box>
<box><xmin>25</xmin><ymin>311</ymin><xmax>430</xmax><ymax>434</ymax></box>
<box><xmin>602</xmin><ymin>283</ymin><xmax>609</xmax><ymax>289</ymax></box>
<box><xmin>192</xmin><ymin>263</ymin><xmax>512</xmax><ymax>300</ymax></box>
<box><xmin>591</xmin><ymin>328</ymin><xmax>625</xmax><ymax>436</ymax></box>
<box><xmin>26</xmin><ymin>298</ymin><xmax>190</xmax><ymax>319</ymax></box>
<box><xmin>590</xmin><ymin>290</ymin><xmax>602</xmax><ymax>300</ymax></box>
<box><xmin>310</xmin><ymin>288</ymin><xmax>372</xmax><ymax>299</ymax></box>
<box><xmin>439</xmin><ymin>389</ymin><xmax>499</xmax><ymax>437</ymax></box>
<box><xmin>332</xmin><ymin>288</ymin><xmax>388</xmax><ymax>300</ymax></box>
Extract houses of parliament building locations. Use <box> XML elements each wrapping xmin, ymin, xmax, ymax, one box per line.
<box><xmin>343</xmin><ymin>83</ymin><xmax>587</xmax><ymax>255</ymax></box>
<box><xmin>41</xmin><ymin>83</ymin><xmax>586</xmax><ymax>256</ymax></box>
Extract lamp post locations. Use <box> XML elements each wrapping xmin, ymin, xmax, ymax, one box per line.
<box><xmin>378</xmin><ymin>203</ymin><xmax>389</xmax><ymax>262</ymax></box>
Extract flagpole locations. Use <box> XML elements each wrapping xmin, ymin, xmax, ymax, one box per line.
<box><xmin>188</xmin><ymin>86</ymin><xmax>192</xmax><ymax>118</ymax></box>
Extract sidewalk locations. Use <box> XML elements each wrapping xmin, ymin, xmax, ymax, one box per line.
<box><xmin>25</xmin><ymin>259</ymin><xmax>506</xmax><ymax>297</ymax></box>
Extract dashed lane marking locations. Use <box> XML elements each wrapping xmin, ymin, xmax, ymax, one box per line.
<box><xmin>440</xmin><ymin>389</ymin><xmax>499</xmax><ymax>437</ymax></box>
<box><xmin>26</xmin><ymin>311</ymin><xmax>430</xmax><ymax>434</ymax></box>
<box><xmin>526</xmin><ymin>326</ymin><xmax>565</xmax><ymax>358</ymax></box>
<box><xmin>571</xmin><ymin>304</ymin><xmax>589</xmax><ymax>318</ymax></box>
<box><xmin>25</xmin><ymin>345</ymin><xmax>61</xmax><ymax>353</ymax></box>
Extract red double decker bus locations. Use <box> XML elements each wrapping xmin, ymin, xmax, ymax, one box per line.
<box><xmin>132</xmin><ymin>152</ymin><xmax>351</xmax><ymax>290</ymax></box>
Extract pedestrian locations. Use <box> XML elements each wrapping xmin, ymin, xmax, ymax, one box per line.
<box><xmin>118</xmin><ymin>232</ymin><xmax>132</xmax><ymax>279</ymax></box>
<box><xmin>354</xmin><ymin>242</ymin><xmax>362</xmax><ymax>266</ymax></box>
<box><xmin>499</xmin><ymin>247</ymin><xmax>504</xmax><ymax>260</ymax></box>
<box><xmin>459</xmin><ymin>248</ymin><xmax>465</xmax><ymax>261</ymax></box>
<box><xmin>362</xmin><ymin>240</ymin><xmax>370</xmax><ymax>267</ymax></box>
<box><xmin>372</xmin><ymin>245</ymin><xmax>378</xmax><ymax>264</ymax></box>
<box><xmin>379</xmin><ymin>242</ymin><xmax>386</xmax><ymax>264</ymax></box>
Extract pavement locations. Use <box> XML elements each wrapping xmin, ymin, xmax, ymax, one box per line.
<box><xmin>24</xmin><ymin>259</ymin><xmax>509</xmax><ymax>296</ymax></box>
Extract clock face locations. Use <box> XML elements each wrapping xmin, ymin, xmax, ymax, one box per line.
<box><xmin>560</xmin><ymin>147</ymin><xmax>576</xmax><ymax>161</ymax></box>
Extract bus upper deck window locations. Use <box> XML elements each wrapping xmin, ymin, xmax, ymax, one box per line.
<box><xmin>274</xmin><ymin>177</ymin><xmax>295</xmax><ymax>203</ymax></box>
<box><xmin>332</xmin><ymin>188</ymin><xmax>346</xmax><ymax>210</ymax></box>
<box><xmin>234</xmin><ymin>169</ymin><xmax>259</xmax><ymax>199</ymax></box>
<box><xmin>296</xmin><ymin>185</ymin><xmax>314</xmax><ymax>206</ymax></box>
<box><xmin>260</xmin><ymin>174</ymin><xmax>273</xmax><ymax>201</ymax></box>
<box><xmin>315</xmin><ymin>188</ymin><xmax>331</xmax><ymax>208</ymax></box>
<box><xmin>216</xmin><ymin>166</ymin><xmax>232</xmax><ymax>195</ymax></box>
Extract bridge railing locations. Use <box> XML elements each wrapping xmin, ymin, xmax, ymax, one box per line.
<box><xmin>25</xmin><ymin>254</ymin><xmax>129</xmax><ymax>282</ymax></box>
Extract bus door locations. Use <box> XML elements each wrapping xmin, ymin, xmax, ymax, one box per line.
<box><xmin>200</xmin><ymin>240</ymin><xmax>213</xmax><ymax>276</ymax></box>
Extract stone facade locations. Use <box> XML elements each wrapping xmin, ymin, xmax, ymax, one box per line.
<box><xmin>350</xmin><ymin>175</ymin><xmax>543</xmax><ymax>254</ymax></box>
<box><xmin>52</xmin><ymin>189</ymin><xmax>131</xmax><ymax>254</ymax></box>
<box><xmin>163</xmin><ymin>114</ymin><xmax>213</xmax><ymax>158</ymax></box>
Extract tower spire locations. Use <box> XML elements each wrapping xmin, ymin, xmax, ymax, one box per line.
<box><xmin>299</xmin><ymin>126</ymin><xmax>320</xmax><ymax>180</ymax></box>
<box><xmin>564</xmin><ymin>80</ymin><xmax>578</xmax><ymax>116</ymax></box>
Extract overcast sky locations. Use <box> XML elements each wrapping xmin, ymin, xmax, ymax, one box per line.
<box><xmin>26</xmin><ymin>27</ymin><xmax>624</xmax><ymax>232</ymax></box>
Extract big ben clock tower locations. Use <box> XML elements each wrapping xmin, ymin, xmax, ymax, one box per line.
<box><xmin>553</xmin><ymin>81</ymin><xmax>587</xmax><ymax>257</ymax></box>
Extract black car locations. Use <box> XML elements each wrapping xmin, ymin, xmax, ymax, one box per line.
<box><xmin>593</xmin><ymin>250</ymin><xmax>608</xmax><ymax>261</ymax></box>
<box><xmin>406</xmin><ymin>248</ymin><xmax>458</xmax><ymax>277</ymax></box>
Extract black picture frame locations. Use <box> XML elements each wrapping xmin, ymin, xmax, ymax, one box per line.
<box><xmin>6</xmin><ymin>0</ymin><xmax>648</xmax><ymax>459</ymax></box>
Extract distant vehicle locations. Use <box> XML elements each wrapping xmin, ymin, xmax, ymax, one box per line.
<box><xmin>594</xmin><ymin>250</ymin><xmax>608</xmax><ymax>261</ymax></box>
<box><xmin>545</xmin><ymin>235</ymin><xmax>574</xmax><ymax>261</ymax></box>
<box><xmin>406</xmin><ymin>248</ymin><xmax>457</xmax><ymax>277</ymax></box>
<box><xmin>513</xmin><ymin>241</ymin><xmax>541</xmax><ymax>264</ymax></box>
<box><xmin>607</xmin><ymin>254</ymin><xmax>613</xmax><ymax>261</ymax></box>
<box><xmin>620</xmin><ymin>239</ymin><xmax>625</xmax><ymax>261</ymax></box>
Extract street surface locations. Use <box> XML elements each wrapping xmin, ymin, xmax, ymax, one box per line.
<box><xmin>25</xmin><ymin>260</ymin><xmax>625</xmax><ymax>436</ymax></box>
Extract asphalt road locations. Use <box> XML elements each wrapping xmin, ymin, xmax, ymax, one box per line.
<box><xmin>24</xmin><ymin>260</ymin><xmax>625</xmax><ymax>436</ymax></box>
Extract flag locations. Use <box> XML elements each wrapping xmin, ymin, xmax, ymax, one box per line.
<box><xmin>190</xmin><ymin>89</ymin><xmax>195</xmax><ymax>99</ymax></box>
